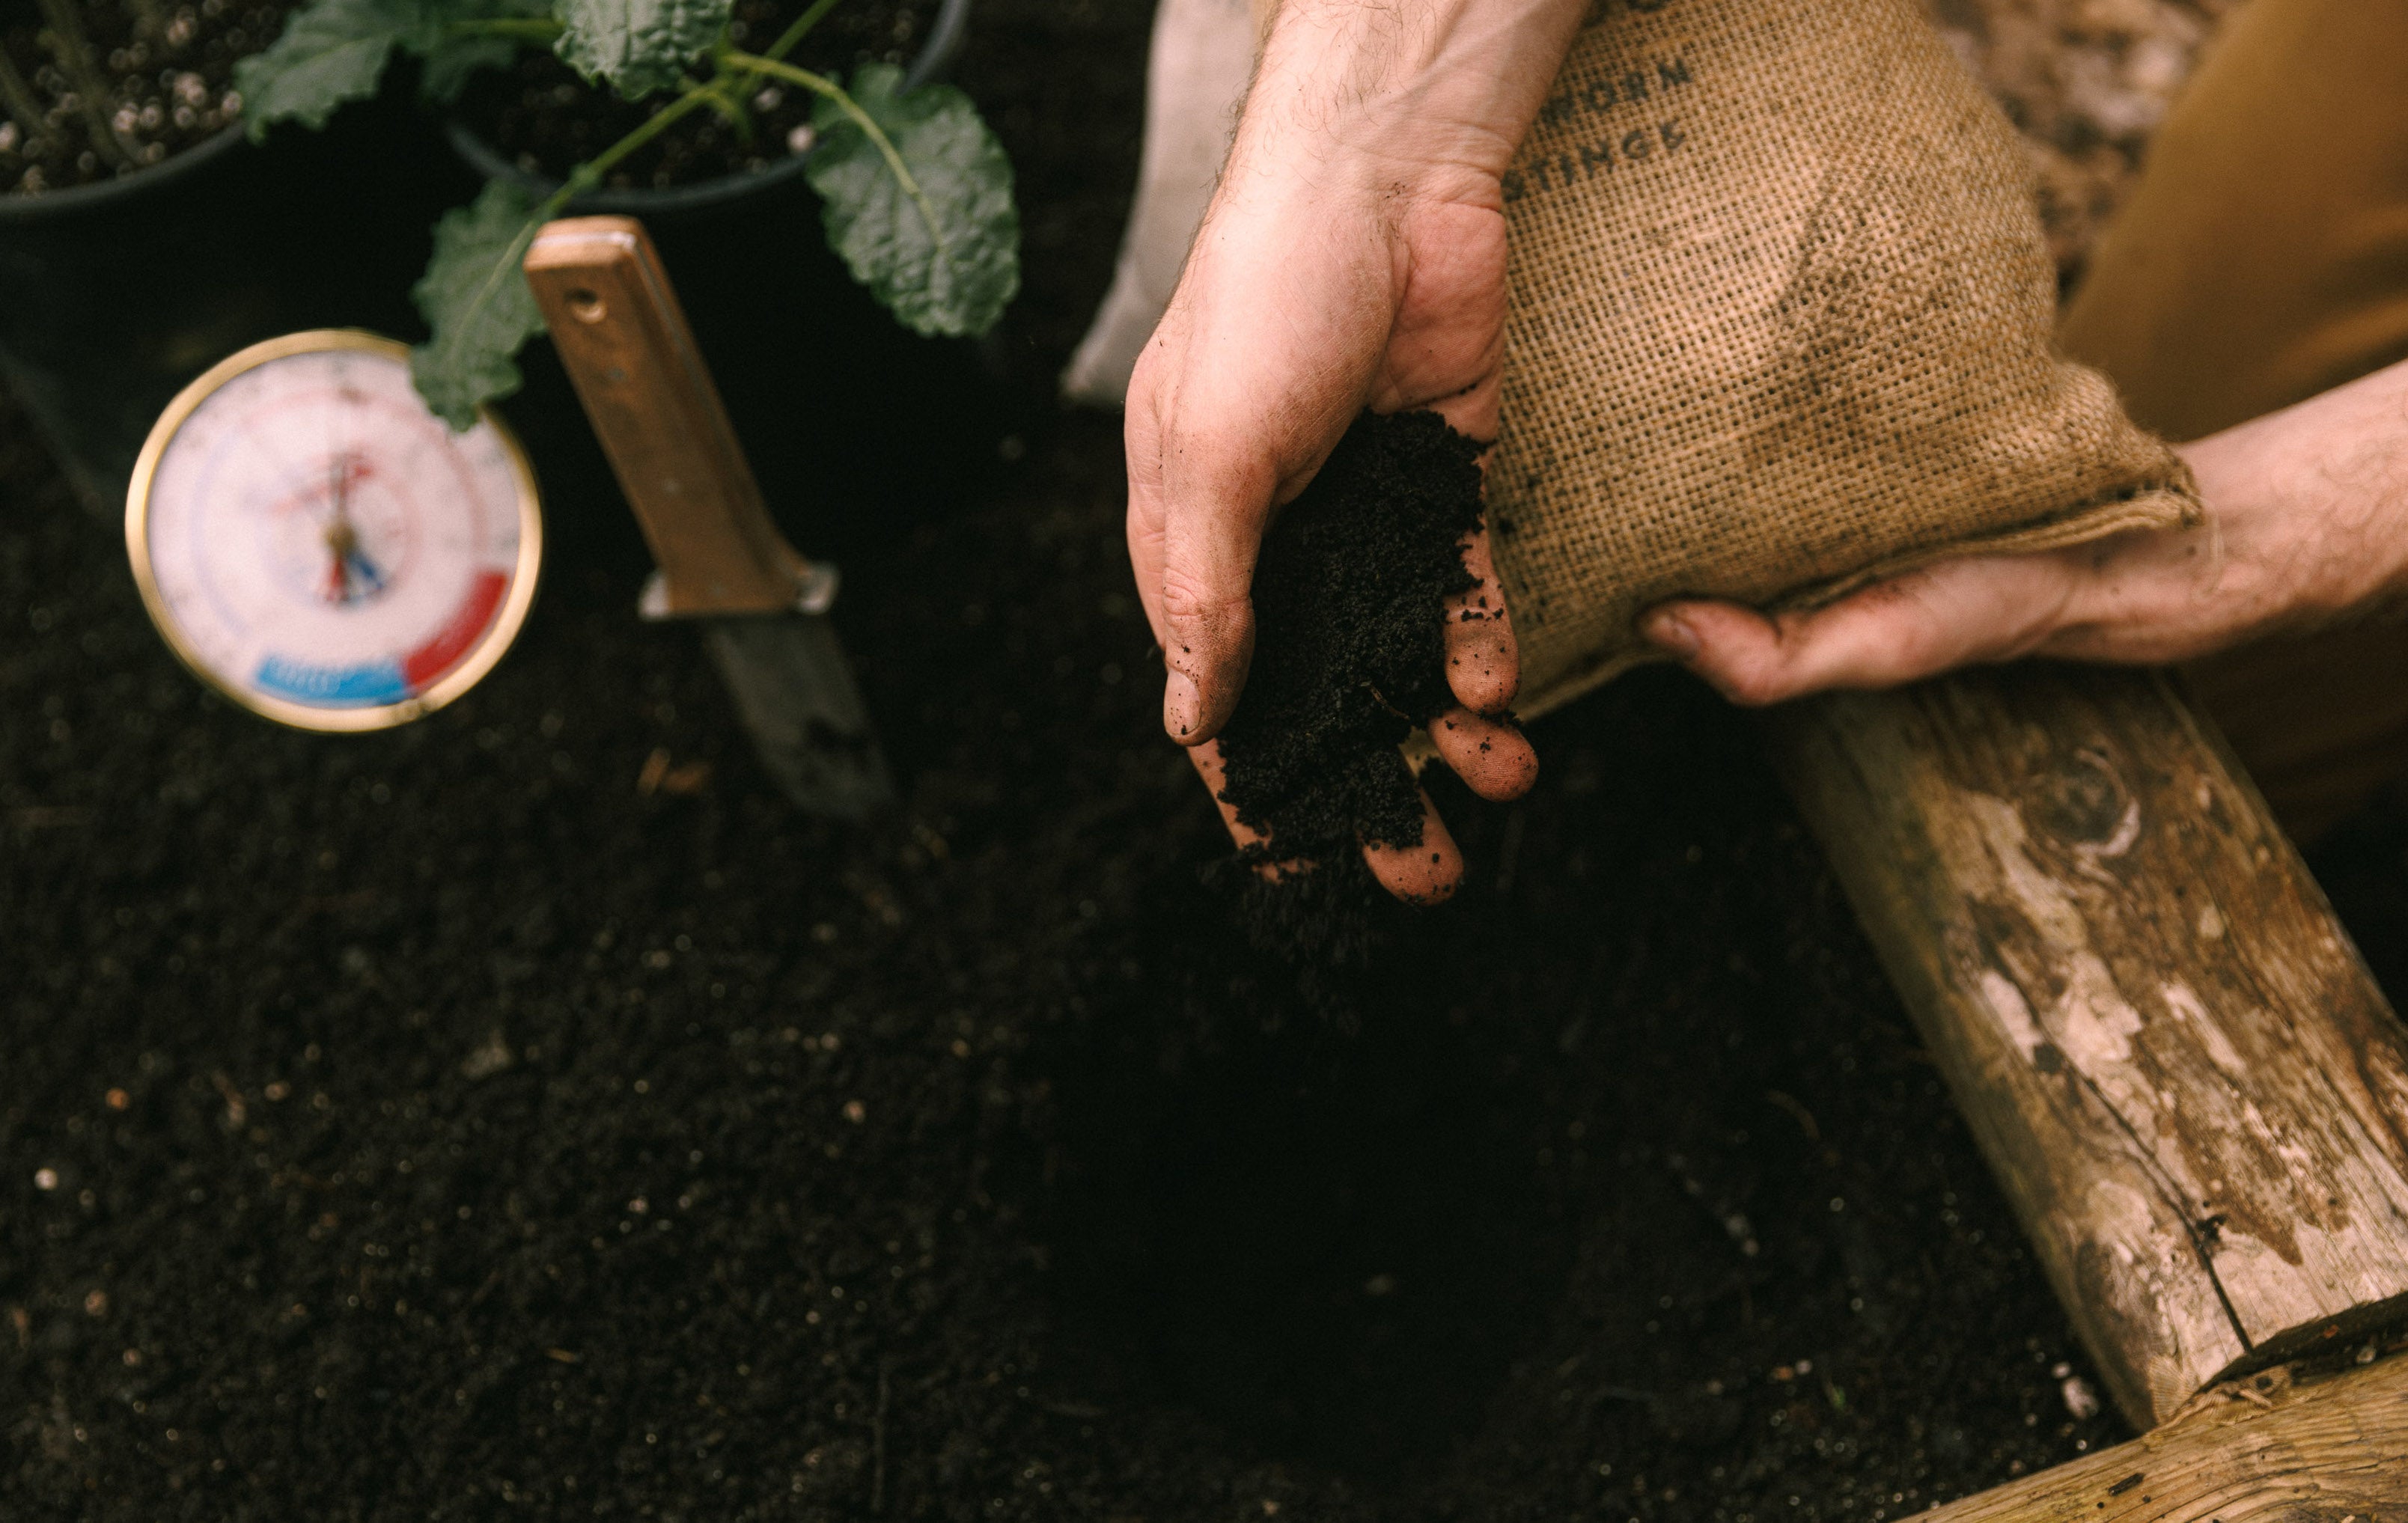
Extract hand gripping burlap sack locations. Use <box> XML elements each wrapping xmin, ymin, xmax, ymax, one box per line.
<box><xmin>1486</xmin><ymin>0</ymin><xmax>2200</xmax><ymax>718</ymax></box>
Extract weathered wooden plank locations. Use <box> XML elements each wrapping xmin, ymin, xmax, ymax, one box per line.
<box><xmin>1766</xmin><ymin>665</ymin><xmax>2408</xmax><ymax>1427</ymax></box>
<box><xmin>1921</xmin><ymin>1348</ymin><xmax>2408</xmax><ymax>1523</ymax></box>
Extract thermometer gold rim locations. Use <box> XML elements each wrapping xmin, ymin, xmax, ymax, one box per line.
<box><xmin>124</xmin><ymin>329</ymin><xmax>543</xmax><ymax>734</ymax></box>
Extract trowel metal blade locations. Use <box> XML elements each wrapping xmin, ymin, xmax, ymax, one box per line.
<box><xmin>700</xmin><ymin>612</ymin><xmax>897</xmax><ymax>822</ymax></box>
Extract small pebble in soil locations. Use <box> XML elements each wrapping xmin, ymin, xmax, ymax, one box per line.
<box><xmin>2058</xmin><ymin>1373</ymin><xmax>2101</xmax><ymax>1420</ymax></box>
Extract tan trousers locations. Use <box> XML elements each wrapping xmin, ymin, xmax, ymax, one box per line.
<box><xmin>2056</xmin><ymin>0</ymin><xmax>2408</xmax><ymax>842</ymax></box>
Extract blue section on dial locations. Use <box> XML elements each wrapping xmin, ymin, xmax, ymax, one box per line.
<box><xmin>253</xmin><ymin>653</ymin><xmax>409</xmax><ymax>706</ymax></box>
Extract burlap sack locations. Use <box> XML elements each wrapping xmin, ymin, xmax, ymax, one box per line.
<box><xmin>1487</xmin><ymin>0</ymin><xmax>2201</xmax><ymax>718</ymax></box>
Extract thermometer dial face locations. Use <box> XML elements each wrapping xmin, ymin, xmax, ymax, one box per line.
<box><xmin>127</xmin><ymin>332</ymin><xmax>541</xmax><ymax>732</ymax></box>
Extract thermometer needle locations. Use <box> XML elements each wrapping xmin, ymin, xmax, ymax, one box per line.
<box><xmin>320</xmin><ymin>453</ymin><xmax>385</xmax><ymax>604</ymax></box>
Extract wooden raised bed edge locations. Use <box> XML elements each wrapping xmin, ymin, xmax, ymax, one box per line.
<box><xmin>1765</xmin><ymin>663</ymin><xmax>2408</xmax><ymax>1430</ymax></box>
<box><xmin>1923</xmin><ymin>1339</ymin><xmax>2408</xmax><ymax>1522</ymax></box>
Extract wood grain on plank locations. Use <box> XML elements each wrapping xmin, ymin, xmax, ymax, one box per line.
<box><xmin>1921</xmin><ymin>1349</ymin><xmax>2408</xmax><ymax>1523</ymax></box>
<box><xmin>1767</xmin><ymin>665</ymin><xmax>2408</xmax><ymax>1426</ymax></box>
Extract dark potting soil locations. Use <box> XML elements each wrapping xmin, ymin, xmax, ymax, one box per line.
<box><xmin>0</xmin><ymin>376</ymin><xmax>2147</xmax><ymax>1518</ymax></box>
<box><xmin>1215</xmin><ymin>409</ymin><xmax>1487</xmax><ymax>870</ymax></box>
<box><xmin>456</xmin><ymin>0</ymin><xmax>930</xmax><ymax>192</ymax></box>
<box><xmin>0</xmin><ymin>0</ymin><xmax>274</xmax><ymax>195</ymax></box>
<box><xmin>10</xmin><ymin>0</ymin><xmax>2408</xmax><ymax>1515</ymax></box>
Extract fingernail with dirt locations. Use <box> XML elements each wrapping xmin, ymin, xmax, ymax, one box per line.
<box><xmin>1164</xmin><ymin>670</ymin><xmax>1204</xmax><ymax>740</ymax></box>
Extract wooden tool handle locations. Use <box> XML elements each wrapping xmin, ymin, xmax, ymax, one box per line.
<box><xmin>524</xmin><ymin>216</ymin><xmax>812</xmax><ymax>618</ymax></box>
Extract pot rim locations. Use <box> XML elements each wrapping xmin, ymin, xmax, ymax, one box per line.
<box><xmin>0</xmin><ymin>120</ymin><xmax>246</xmax><ymax>222</ymax></box>
<box><xmin>448</xmin><ymin>0</ymin><xmax>969</xmax><ymax>216</ymax></box>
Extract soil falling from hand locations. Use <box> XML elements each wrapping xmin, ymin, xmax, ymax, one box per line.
<box><xmin>1213</xmin><ymin>409</ymin><xmax>1488</xmax><ymax>883</ymax></box>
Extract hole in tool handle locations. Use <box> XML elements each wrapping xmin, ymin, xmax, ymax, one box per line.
<box><xmin>566</xmin><ymin>288</ymin><xmax>607</xmax><ymax>323</ymax></box>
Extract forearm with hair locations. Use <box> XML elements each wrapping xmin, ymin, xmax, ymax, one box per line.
<box><xmin>1237</xmin><ymin>0</ymin><xmax>1589</xmax><ymax>190</ymax></box>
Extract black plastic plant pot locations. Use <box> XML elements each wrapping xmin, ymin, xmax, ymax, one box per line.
<box><xmin>0</xmin><ymin>75</ymin><xmax>486</xmax><ymax>519</ymax></box>
<box><xmin>448</xmin><ymin>0</ymin><xmax>1014</xmax><ymax>564</ymax></box>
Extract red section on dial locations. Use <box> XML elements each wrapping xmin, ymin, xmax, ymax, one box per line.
<box><xmin>402</xmin><ymin>570</ymin><xmax>508</xmax><ymax>689</ymax></box>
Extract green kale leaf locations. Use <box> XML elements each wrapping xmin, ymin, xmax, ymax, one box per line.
<box><xmin>805</xmin><ymin>62</ymin><xmax>1019</xmax><ymax>338</ymax></box>
<box><xmin>410</xmin><ymin>180</ymin><xmax>552</xmax><ymax>429</ymax></box>
<box><xmin>552</xmin><ymin>0</ymin><xmax>731</xmax><ymax>100</ymax></box>
<box><xmin>240</xmin><ymin>0</ymin><xmax>549</xmax><ymax>126</ymax></box>
<box><xmin>234</xmin><ymin>0</ymin><xmax>427</xmax><ymax>137</ymax></box>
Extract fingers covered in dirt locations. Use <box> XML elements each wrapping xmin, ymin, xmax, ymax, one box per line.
<box><xmin>1162</xmin><ymin>406</ymin><xmax>1536</xmax><ymax>907</ymax></box>
<box><xmin>1428</xmin><ymin>708</ymin><xmax>1538</xmax><ymax>801</ymax></box>
<box><xmin>1185</xmin><ymin>739</ymin><xmax>1271</xmax><ymax>856</ymax></box>
<box><xmin>1362</xmin><ymin>790</ymin><xmax>1465</xmax><ymax>906</ymax></box>
<box><xmin>1444</xmin><ymin>524</ymin><xmax>1520</xmax><ymax>715</ymax></box>
<box><xmin>1184</xmin><ymin>742</ymin><xmax>1468</xmax><ymax>903</ymax></box>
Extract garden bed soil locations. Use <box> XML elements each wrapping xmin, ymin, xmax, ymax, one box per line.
<box><xmin>457</xmin><ymin>0</ymin><xmax>934</xmax><ymax>192</ymax></box>
<box><xmin>13</xmin><ymin>0</ymin><xmax>2408</xmax><ymax>1519</ymax></box>
<box><xmin>0</xmin><ymin>374</ymin><xmax>2147</xmax><ymax>1517</ymax></box>
<box><xmin>0</xmin><ymin>0</ymin><xmax>274</xmax><ymax>194</ymax></box>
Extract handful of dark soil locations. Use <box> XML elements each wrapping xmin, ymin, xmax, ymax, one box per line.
<box><xmin>1214</xmin><ymin>409</ymin><xmax>1488</xmax><ymax>878</ymax></box>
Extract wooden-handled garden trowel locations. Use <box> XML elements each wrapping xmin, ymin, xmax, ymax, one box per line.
<box><xmin>525</xmin><ymin>216</ymin><xmax>894</xmax><ymax>821</ymax></box>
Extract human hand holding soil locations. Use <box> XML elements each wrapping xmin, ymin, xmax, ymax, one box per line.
<box><xmin>1124</xmin><ymin>0</ymin><xmax>1587</xmax><ymax>900</ymax></box>
<box><xmin>1198</xmin><ymin>409</ymin><xmax>1541</xmax><ymax>909</ymax></box>
<box><xmin>1640</xmin><ymin>357</ymin><xmax>2408</xmax><ymax>703</ymax></box>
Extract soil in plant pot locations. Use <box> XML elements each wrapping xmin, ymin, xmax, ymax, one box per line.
<box><xmin>0</xmin><ymin>0</ymin><xmax>278</xmax><ymax>194</ymax></box>
<box><xmin>454</xmin><ymin>0</ymin><xmax>932</xmax><ymax>192</ymax></box>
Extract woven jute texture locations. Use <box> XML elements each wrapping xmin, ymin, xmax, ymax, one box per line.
<box><xmin>1487</xmin><ymin>0</ymin><xmax>2199</xmax><ymax>719</ymax></box>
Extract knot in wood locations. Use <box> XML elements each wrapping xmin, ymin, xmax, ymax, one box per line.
<box><xmin>2028</xmin><ymin>747</ymin><xmax>2132</xmax><ymax>849</ymax></box>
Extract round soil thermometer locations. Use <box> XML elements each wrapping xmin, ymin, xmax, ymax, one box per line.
<box><xmin>126</xmin><ymin>330</ymin><xmax>541</xmax><ymax>731</ymax></box>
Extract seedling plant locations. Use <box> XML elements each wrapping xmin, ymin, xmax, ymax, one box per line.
<box><xmin>234</xmin><ymin>0</ymin><xmax>1019</xmax><ymax>425</ymax></box>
